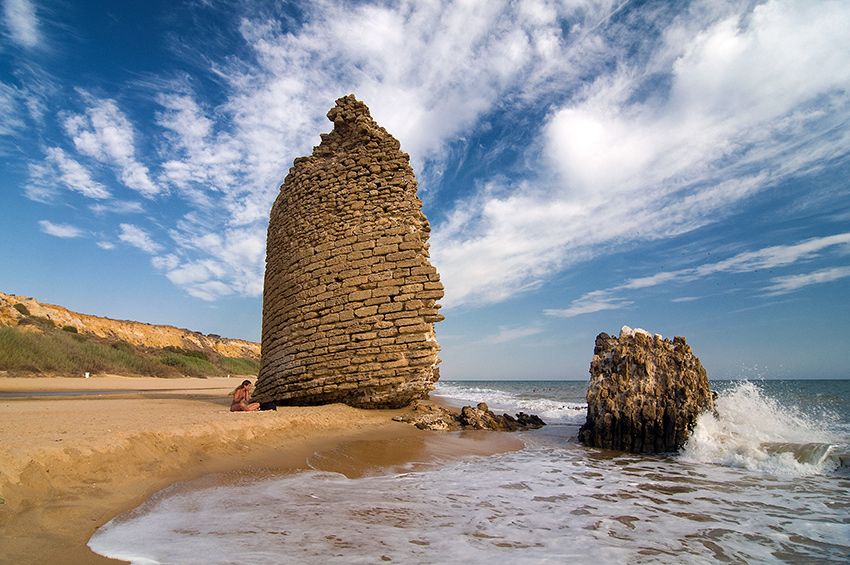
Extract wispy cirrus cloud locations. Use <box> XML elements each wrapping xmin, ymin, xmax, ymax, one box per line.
<box><xmin>38</xmin><ymin>219</ymin><xmax>83</xmax><ymax>239</ymax></box>
<box><xmin>764</xmin><ymin>266</ymin><xmax>850</xmax><ymax>296</ymax></box>
<box><xmin>63</xmin><ymin>94</ymin><xmax>160</xmax><ymax>197</ymax></box>
<box><xmin>3</xmin><ymin>0</ymin><xmax>40</xmax><ymax>48</ymax></box>
<box><xmin>0</xmin><ymin>82</ymin><xmax>26</xmax><ymax>137</ymax></box>
<box><xmin>128</xmin><ymin>0</ymin><xmax>620</xmax><ymax>301</ymax></box>
<box><xmin>671</xmin><ymin>296</ymin><xmax>700</xmax><ymax>303</ymax></box>
<box><xmin>481</xmin><ymin>324</ymin><xmax>545</xmax><ymax>345</ymax></box>
<box><xmin>435</xmin><ymin>0</ymin><xmax>850</xmax><ymax>307</ymax></box>
<box><xmin>546</xmin><ymin>232</ymin><xmax>850</xmax><ymax>318</ymax></box>
<box><xmin>25</xmin><ymin>147</ymin><xmax>111</xmax><ymax>202</ymax></box>
<box><xmin>89</xmin><ymin>200</ymin><xmax>144</xmax><ymax>215</ymax></box>
<box><xmin>118</xmin><ymin>223</ymin><xmax>161</xmax><ymax>254</ymax></box>
<box><xmin>13</xmin><ymin>0</ymin><xmax>850</xmax><ymax>309</ymax></box>
<box><xmin>545</xmin><ymin>291</ymin><xmax>632</xmax><ymax>319</ymax></box>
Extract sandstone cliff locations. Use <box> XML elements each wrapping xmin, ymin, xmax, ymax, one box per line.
<box><xmin>579</xmin><ymin>326</ymin><xmax>714</xmax><ymax>453</ymax></box>
<box><xmin>255</xmin><ymin>95</ymin><xmax>444</xmax><ymax>408</ymax></box>
<box><xmin>0</xmin><ymin>291</ymin><xmax>259</xmax><ymax>360</ymax></box>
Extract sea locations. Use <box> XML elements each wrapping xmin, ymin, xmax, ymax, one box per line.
<box><xmin>89</xmin><ymin>379</ymin><xmax>850</xmax><ymax>564</ymax></box>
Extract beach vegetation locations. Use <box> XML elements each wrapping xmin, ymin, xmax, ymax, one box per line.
<box><xmin>0</xmin><ymin>326</ymin><xmax>258</xmax><ymax>378</ymax></box>
<box><xmin>12</xmin><ymin>303</ymin><xmax>30</xmax><ymax>316</ymax></box>
<box><xmin>220</xmin><ymin>356</ymin><xmax>260</xmax><ymax>375</ymax></box>
<box><xmin>158</xmin><ymin>351</ymin><xmax>217</xmax><ymax>377</ymax></box>
<box><xmin>61</xmin><ymin>325</ymin><xmax>78</xmax><ymax>333</ymax></box>
<box><xmin>161</xmin><ymin>345</ymin><xmax>209</xmax><ymax>360</ymax></box>
<box><xmin>17</xmin><ymin>315</ymin><xmax>55</xmax><ymax>329</ymax></box>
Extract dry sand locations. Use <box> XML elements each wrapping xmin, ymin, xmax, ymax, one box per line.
<box><xmin>0</xmin><ymin>375</ymin><xmax>521</xmax><ymax>564</ymax></box>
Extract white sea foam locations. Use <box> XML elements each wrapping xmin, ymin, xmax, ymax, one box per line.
<box><xmin>89</xmin><ymin>380</ymin><xmax>850</xmax><ymax>563</ymax></box>
<box><xmin>681</xmin><ymin>381</ymin><xmax>843</xmax><ymax>476</ymax></box>
<box><xmin>90</xmin><ymin>429</ymin><xmax>850</xmax><ymax>564</ymax></box>
<box><xmin>433</xmin><ymin>382</ymin><xmax>586</xmax><ymax>424</ymax></box>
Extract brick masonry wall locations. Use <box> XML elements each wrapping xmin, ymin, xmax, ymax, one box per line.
<box><xmin>254</xmin><ymin>95</ymin><xmax>444</xmax><ymax>408</ymax></box>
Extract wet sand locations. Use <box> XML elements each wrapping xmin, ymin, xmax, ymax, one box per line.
<box><xmin>0</xmin><ymin>375</ymin><xmax>521</xmax><ymax>564</ymax></box>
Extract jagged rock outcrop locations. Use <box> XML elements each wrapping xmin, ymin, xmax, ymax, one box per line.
<box><xmin>393</xmin><ymin>401</ymin><xmax>546</xmax><ymax>431</ymax></box>
<box><xmin>0</xmin><ymin>291</ymin><xmax>259</xmax><ymax>359</ymax></box>
<box><xmin>579</xmin><ymin>326</ymin><xmax>714</xmax><ymax>453</ymax></box>
<box><xmin>255</xmin><ymin>95</ymin><xmax>444</xmax><ymax>408</ymax></box>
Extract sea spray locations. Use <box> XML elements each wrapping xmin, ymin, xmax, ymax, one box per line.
<box><xmin>89</xmin><ymin>380</ymin><xmax>850</xmax><ymax>564</ymax></box>
<box><xmin>681</xmin><ymin>381</ymin><xmax>842</xmax><ymax>476</ymax></box>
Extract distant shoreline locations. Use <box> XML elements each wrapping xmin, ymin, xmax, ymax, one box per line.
<box><xmin>0</xmin><ymin>375</ymin><xmax>520</xmax><ymax>563</ymax></box>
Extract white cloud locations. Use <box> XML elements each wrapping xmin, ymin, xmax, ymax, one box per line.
<box><xmin>118</xmin><ymin>223</ymin><xmax>161</xmax><ymax>254</ymax></box>
<box><xmin>186</xmin><ymin>280</ymin><xmax>233</xmax><ymax>302</ymax></box>
<box><xmin>38</xmin><ymin>220</ymin><xmax>82</xmax><ymax>239</ymax></box>
<box><xmin>19</xmin><ymin>0</ymin><xmax>846</xmax><ymax>308</ymax></box>
<box><xmin>165</xmin><ymin>259</ymin><xmax>226</xmax><ymax>286</ymax></box>
<box><xmin>89</xmin><ymin>200</ymin><xmax>144</xmax><ymax>215</ymax></box>
<box><xmin>482</xmin><ymin>324</ymin><xmax>545</xmax><ymax>344</ymax></box>
<box><xmin>164</xmin><ymin>221</ymin><xmax>266</xmax><ymax>299</ymax></box>
<box><xmin>546</xmin><ymin>232</ymin><xmax>850</xmax><ymax>317</ymax></box>
<box><xmin>96</xmin><ymin>240</ymin><xmax>115</xmax><ymax>250</ymax></box>
<box><xmin>151</xmin><ymin>254</ymin><xmax>179</xmax><ymax>271</ymax></box>
<box><xmin>130</xmin><ymin>0</ymin><xmax>622</xmax><ymax>300</ymax></box>
<box><xmin>693</xmin><ymin>233</ymin><xmax>850</xmax><ymax>277</ymax></box>
<box><xmin>64</xmin><ymin>95</ymin><xmax>159</xmax><ymax>197</ymax></box>
<box><xmin>0</xmin><ymin>82</ymin><xmax>26</xmax><ymax>137</ymax></box>
<box><xmin>3</xmin><ymin>0</ymin><xmax>39</xmax><ymax>48</ymax></box>
<box><xmin>546</xmin><ymin>1</ymin><xmax>850</xmax><ymax>197</ymax></box>
<box><xmin>154</xmin><ymin>92</ymin><xmax>245</xmax><ymax>208</ymax></box>
<box><xmin>26</xmin><ymin>147</ymin><xmax>111</xmax><ymax>201</ymax></box>
<box><xmin>433</xmin><ymin>0</ymin><xmax>850</xmax><ymax>307</ymax></box>
<box><xmin>764</xmin><ymin>266</ymin><xmax>850</xmax><ymax>296</ymax></box>
<box><xmin>544</xmin><ymin>290</ymin><xmax>632</xmax><ymax>318</ymax></box>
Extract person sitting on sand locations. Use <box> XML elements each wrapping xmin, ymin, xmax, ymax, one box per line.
<box><xmin>230</xmin><ymin>379</ymin><xmax>260</xmax><ymax>412</ymax></box>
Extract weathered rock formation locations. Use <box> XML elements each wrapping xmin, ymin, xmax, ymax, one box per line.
<box><xmin>255</xmin><ymin>95</ymin><xmax>444</xmax><ymax>408</ymax></box>
<box><xmin>0</xmin><ymin>291</ymin><xmax>259</xmax><ymax>359</ymax></box>
<box><xmin>579</xmin><ymin>326</ymin><xmax>714</xmax><ymax>453</ymax></box>
<box><xmin>393</xmin><ymin>401</ymin><xmax>546</xmax><ymax>432</ymax></box>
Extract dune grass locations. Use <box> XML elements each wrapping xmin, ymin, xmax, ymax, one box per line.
<box><xmin>0</xmin><ymin>326</ymin><xmax>258</xmax><ymax>378</ymax></box>
<box><xmin>220</xmin><ymin>356</ymin><xmax>261</xmax><ymax>375</ymax></box>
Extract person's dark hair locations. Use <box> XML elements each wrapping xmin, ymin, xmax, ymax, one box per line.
<box><xmin>241</xmin><ymin>379</ymin><xmax>252</xmax><ymax>387</ymax></box>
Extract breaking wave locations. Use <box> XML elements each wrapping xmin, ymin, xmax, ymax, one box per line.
<box><xmin>681</xmin><ymin>381</ymin><xmax>848</xmax><ymax>476</ymax></box>
<box><xmin>433</xmin><ymin>382</ymin><xmax>586</xmax><ymax>424</ymax></box>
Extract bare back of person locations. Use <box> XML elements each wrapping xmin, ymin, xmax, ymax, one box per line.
<box><xmin>230</xmin><ymin>382</ymin><xmax>260</xmax><ymax>412</ymax></box>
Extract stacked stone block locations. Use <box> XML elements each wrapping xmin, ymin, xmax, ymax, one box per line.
<box><xmin>254</xmin><ymin>95</ymin><xmax>444</xmax><ymax>408</ymax></box>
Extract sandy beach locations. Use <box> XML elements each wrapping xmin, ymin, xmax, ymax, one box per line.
<box><xmin>0</xmin><ymin>375</ymin><xmax>521</xmax><ymax>564</ymax></box>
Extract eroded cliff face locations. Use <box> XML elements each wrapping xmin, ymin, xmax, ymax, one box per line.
<box><xmin>0</xmin><ymin>291</ymin><xmax>259</xmax><ymax>359</ymax></box>
<box><xmin>579</xmin><ymin>326</ymin><xmax>714</xmax><ymax>453</ymax></box>
<box><xmin>255</xmin><ymin>95</ymin><xmax>444</xmax><ymax>408</ymax></box>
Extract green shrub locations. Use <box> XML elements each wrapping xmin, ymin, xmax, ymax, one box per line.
<box><xmin>13</xmin><ymin>303</ymin><xmax>30</xmax><ymax>316</ymax></box>
<box><xmin>0</xmin><ymin>326</ymin><xmax>250</xmax><ymax>378</ymax></box>
<box><xmin>0</xmin><ymin>327</ymin><xmax>168</xmax><ymax>376</ymax></box>
<box><xmin>110</xmin><ymin>341</ymin><xmax>134</xmax><ymax>352</ymax></box>
<box><xmin>220</xmin><ymin>356</ymin><xmax>260</xmax><ymax>375</ymax></box>
<box><xmin>158</xmin><ymin>352</ymin><xmax>217</xmax><ymax>377</ymax></box>
<box><xmin>62</xmin><ymin>325</ymin><xmax>78</xmax><ymax>333</ymax></box>
<box><xmin>18</xmin><ymin>315</ymin><xmax>55</xmax><ymax>329</ymax></box>
<box><xmin>161</xmin><ymin>345</ymin><xmax>209</xmax><ymax>360</ymax></box>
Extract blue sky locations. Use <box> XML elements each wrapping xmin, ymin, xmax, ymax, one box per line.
<box><xmin>1</xmin><ymin>0</ymin><xmax>849</xmax><ymax>380</ymax></box>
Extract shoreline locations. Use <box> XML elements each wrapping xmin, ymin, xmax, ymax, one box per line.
<box><xmin>0</xmin><ymin>376</ymin><xmax>522</xmax><ymax>564</ymax></box>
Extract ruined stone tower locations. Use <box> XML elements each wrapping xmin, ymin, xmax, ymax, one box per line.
<box><xmin>254</xmin><ymin>95</ymin><xmax>444</xmax><ymax>408</ymax></box>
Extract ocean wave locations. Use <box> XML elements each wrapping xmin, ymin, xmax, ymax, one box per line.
<box><xmin>433</xmin><ymin>383</ymin><xmax>586</xmax><ymax>424</ymax></box>
<box><xmin>681</xmin><ymin>381</ymin><xmax>846</xmax><ymax>477</ymax></box>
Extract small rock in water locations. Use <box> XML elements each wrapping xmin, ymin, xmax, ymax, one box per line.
<box><xmin>394</xmin><ymin>400</ymin><xmax>546</xmax><ymax>432</ymax></box>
